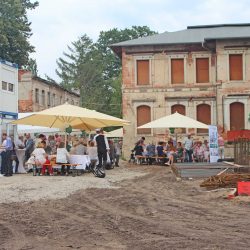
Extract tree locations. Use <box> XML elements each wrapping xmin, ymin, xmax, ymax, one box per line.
<box><xmin>56</xmin><ymin>26</ymin><xmax>157</xmax><ymax>117</ymax></box>
<box><xmin>0</xmin><ymin>0</ymin><xmax>38</xmax><ymax>67</ymax></box>
<box><xmin>95</xmin><ymin>26</ymin><xmax>157</xmax><ymax>117</ymax></box>
<box><xmin>96</xmin><ymin>26</ymin><xmax>157</xmax><ymax>79</ymax></box>
<box><xmin>56</xmin><ymin>34</ymin><xmax>107</xmax><ymax>110</ymax></box>
<box><xmin>22</xmin><ymin>58</ymin><xmax>38</xmax><ymax>75</ymax></box>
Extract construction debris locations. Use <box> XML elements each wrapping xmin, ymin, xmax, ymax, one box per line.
<box><xmin>200</xmin><ymin>173</ymin><xmax>250</xmax><ymax>189</ymax></box>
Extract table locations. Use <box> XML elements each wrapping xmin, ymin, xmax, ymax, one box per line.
<box><xmin>15</xmin><ymin>149</ymin><xmax>26</xmax><ymax>173</ymax></box>
<box><xmin>69</xmin><ymin>155</ymin><xmax>90</xmax><ymax>170</ymax></box>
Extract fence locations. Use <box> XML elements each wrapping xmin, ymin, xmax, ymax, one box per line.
<box><xmin>234</xmin><ymin>138</ymin><xmax>250</xmax><ymax>165</ymax></box>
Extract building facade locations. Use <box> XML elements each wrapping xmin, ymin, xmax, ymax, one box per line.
<box><xmin>111</xmin><ymin>24</ymin><xmax>250</xmax><ymax>158</ymax></box>
<box><xmin>0</xmin><ymin>59</ymin><xmax>18</xmax><ymax>138</ymax></box>
<box><xmin>18</xmin><ymin>70</ymin><xmax>80</xmax><ymax>112</ymax></box>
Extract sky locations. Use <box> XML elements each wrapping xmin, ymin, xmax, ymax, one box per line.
<box><xmin>28</xmin><ymin>0</ymin><xmax>250</xmax><ymax>82</ymax></box>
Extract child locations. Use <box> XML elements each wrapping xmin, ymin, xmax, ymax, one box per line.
<box><xmin>41</xmin><ymin>156</ymin><xmax>53</xmax><ymax>176</ymax></box>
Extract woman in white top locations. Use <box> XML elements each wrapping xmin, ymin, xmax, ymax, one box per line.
<box><xmin>32</xmin><ymin>142</ymin><xmax>46</xmax><ymax>166</ymax></box>
<box><xmin>56</xmin><ymin>142</ymin><xmax>70</xmax><ymax>175</ymax></box>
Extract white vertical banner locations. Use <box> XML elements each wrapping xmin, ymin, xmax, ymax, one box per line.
<box><xmin>208</xmin><ymin>125</ymin><xmax>219</xmax><ymax>163</ymax></box>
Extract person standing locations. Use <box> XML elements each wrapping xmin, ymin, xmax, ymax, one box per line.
<box><xmin>25</xmin><ymin>133</ymin><xmax>34</xmax><ymax>161</ymax></box>
<box><xmin>94</xmin><ymin>128</ymin><xmax>109</xmax><ymax>169</ymax></box>
<box><xmin>108</xmin><ymin>140</ymin><xmax>115</xmax><ymax>165</ymax></box>
<box><xmin>218</xmin><ymin>135</ymin><xmax>225</xmax><ymax>159</ymax></box>
<box><xmin>16</xmin><ymin>135</ymin><xmax>25</xmax><ymax>149</ymax></box>
<box><xmin>1</xmin><ymin>133</ymin><xmax>13</xmax><ymax>176</ymax></box>
<box><xmin>114</xmin><ymin>140</ymin><xmax>122</xmax><ymax>167</ymax></box>
<box><xmin>183</xmin><ymin>134</ymin><xmax>193</xmax><ymax>162</ymax></box>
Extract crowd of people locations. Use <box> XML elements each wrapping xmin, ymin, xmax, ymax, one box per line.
<box><xmin>0</xmin><ymin>129</ymin><xmax>123</xmax><ymax>177</ymax></box>
<box><xmin>132</xmin><ymin>134</ymin><xmax>225</xmax><ymax>165</ymax></box>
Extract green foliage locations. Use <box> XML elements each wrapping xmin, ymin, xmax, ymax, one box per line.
<box><xmin>65</xmin><ymin>125</ymin><xmax>73</xmax><ymax>134</ymax></box>
<box><xmin>22</xmin><ymin>58</ymin><xmax>38</xmax><ymax>75</ymax></box>
<box><xmin>56</xmin><ymin>34</ymin><xmax>107</xmax><ymax>111</ymax></box>
<box><xmin>56</xmin><ymin>26</ymin><xmax>157</xmax><ymax>118</ymax></box>
<box><xmin>96</xmin><ymin>26</ymin><xmax>157</xmax><ymax>80</ymax></box>
<box><xmin>169</xmin><ymin>128</ymin><xmax>175</xmax><ymax>134</ymax></box>
<box><xmin>0</xmin><ymin>0</ymin><xmax>38</xmax><ymax>67</ymax></box>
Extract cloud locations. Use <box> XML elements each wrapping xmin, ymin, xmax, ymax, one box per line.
<box><xmin>27</xmin><ymin>0</ymin><xmax>250</xmax><ymax>81</ymax></box>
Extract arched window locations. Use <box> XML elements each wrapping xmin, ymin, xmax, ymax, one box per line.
<box><xmin>171</xmin><ymin>104</ymin><xmax>185</xmax><ymax>115</ymax></box>
<box><xmin>137</xmin><ymin>105</ymin><xmax>151</xmax><ymax>134</ymax></box>
<box><xmin>197</xmin><ymin>104</ymin><xmax>211</xmax><ymax>133</ymax></box>
<box><xmin>171</xmin><ymin>104</ymin><xmax>186</xmax><ymax>133</ymax></box>
<box><xmin>230</xmin><ymin>102</ymin><xmax>244</xmax><ymax>130</ymax></box>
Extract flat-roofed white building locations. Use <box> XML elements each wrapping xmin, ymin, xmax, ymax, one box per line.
<box><xmin>0</xmin><ymin>59</ymin><xmax>18</xmax><ymax>139</ymax></box>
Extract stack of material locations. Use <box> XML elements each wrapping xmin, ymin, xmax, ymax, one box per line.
<box><xmin>200</xmin><ymin>173</ymin><xmax>250</xmax><ymax>189</ymax></box>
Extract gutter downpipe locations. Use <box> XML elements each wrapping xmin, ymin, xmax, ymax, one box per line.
<box><xmin>222</xmin><ymin>95</ymin><xmax>225</xmax><ymax>132</ymax></box>
<box><xmin>202</xmin><ymin>41</ymin><xmax>219</xmax><ymax>127</ymax></box>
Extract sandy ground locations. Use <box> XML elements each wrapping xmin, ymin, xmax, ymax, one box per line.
<box><xmin>0</xmin><ymin>162</ymin><xmax>249</xmax><ymax>250</ymax></box>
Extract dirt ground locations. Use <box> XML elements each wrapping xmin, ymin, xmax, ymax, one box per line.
<box><xmin>0</xmin><ymin>163</ymin><xmax>249</xmax><ymax>250</ymax></box>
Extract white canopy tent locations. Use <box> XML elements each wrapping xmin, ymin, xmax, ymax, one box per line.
<box><xmin>106</xmin><ymin>128</ymin><xmax>123</xmax><ymax>138</ymax></box>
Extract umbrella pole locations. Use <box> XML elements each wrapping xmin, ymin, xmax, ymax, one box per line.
<box><xmin>65</xmin><ymin>132</ymin><xmax>67</xmax><ymax>148</ymax></box>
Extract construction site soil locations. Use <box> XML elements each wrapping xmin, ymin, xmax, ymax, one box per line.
<box><xmin>0</xmin><ymin>163</ymin><xmax>249</xmax><ymax>250</ymax></box>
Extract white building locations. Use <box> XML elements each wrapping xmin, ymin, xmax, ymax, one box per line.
<box><xmin>0</xmin><ymin>59</ymin><xmax>18</xmax><ymax>140</ymax></box>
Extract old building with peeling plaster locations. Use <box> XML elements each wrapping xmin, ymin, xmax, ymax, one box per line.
<box><xmin>111</xmin><ymin>24</ymin><xmax>250</xmax><ymax>158</ymax></box>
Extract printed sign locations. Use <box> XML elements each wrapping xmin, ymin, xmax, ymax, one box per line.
<box><xmin>208</xmin><ymin>125</ymin><xmax>219</xmax><ymax>163</ymax></box>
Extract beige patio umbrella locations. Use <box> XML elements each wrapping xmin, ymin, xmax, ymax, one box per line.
<box><xmin>138</xmin><ymin>112</ymin><xmax>209</xmax><ymax>129</ymax></box>
<box><xmin>12</xmin><ymin>103</ymin><xmax>130</xmax><ymax>131</ymax></box>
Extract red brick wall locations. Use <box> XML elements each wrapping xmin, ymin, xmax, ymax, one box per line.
<box><xmin>18</xmin><ymin>100</ymin><xmax>33</xmax><ymax>112</ymax></box>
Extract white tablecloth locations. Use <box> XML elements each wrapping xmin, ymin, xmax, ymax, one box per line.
<box><xmin>69</xmin><ymin>155</ymin><xmax>90</xmax><ymax>170</ymax></box>
<box><xmin>15</xmin><ymin>149</ymin><xmax>26</xmax><ymax>173</ymax></box>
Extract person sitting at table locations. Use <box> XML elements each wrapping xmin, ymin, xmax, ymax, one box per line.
<box><xmin>165</xmin><ymin>141</ymin><xmax>177</xmax><ymax>166</ymax></box>
<box><xmin>87</xmin><ymin>140</ymin><xmax>98</xmax><ymax>170</ymax></box>
<box><xmin>74</xmin><ymin>138</ymin><xmax>87</xmax><ymax>155</ymax></box>
<box><xmin>45</xmin><ymin>135</ymin><xmax>56</xmax><ymax>155</ymax></box>
<box><xmin>56</xmin><ymin>142</ymin><xmax>70</xmax><ymax>176</ymax></box>
<box><xmin>31</xmin><ymin>142</ymin><xmax>47</xmax><ymax>175</ymax></box>
<box><xmin>41</xmin><ymin>155</ymin><xmax>53</xmax><ymax>176</ymax></box>
<box><xmin>156</xmin><ymin>141</ymin><xmax>165</xmax><ymax>157</ymax></box>
<box><xmin>146</xmin><ymin>142</ymin><xmax>156</xmax><ymax>165</ymax></box>
<box><xmin>193</xmin><ymin>141</ymin><xmax>205</xmax><ymax>162</ymax></box>
<box><xmin>176</xmin><ymin>142</ymin><xmax>184</xmax><ymax>162</ymax></box>
<box><xmin>133</xmin><ymin>141</ymin><xmax>145</xmax><ymax>164</ymax></box>
<box><xmin>203</xmin><ymin>139</ymin><xmax>210</xmax><ymax>162</ymax></box>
